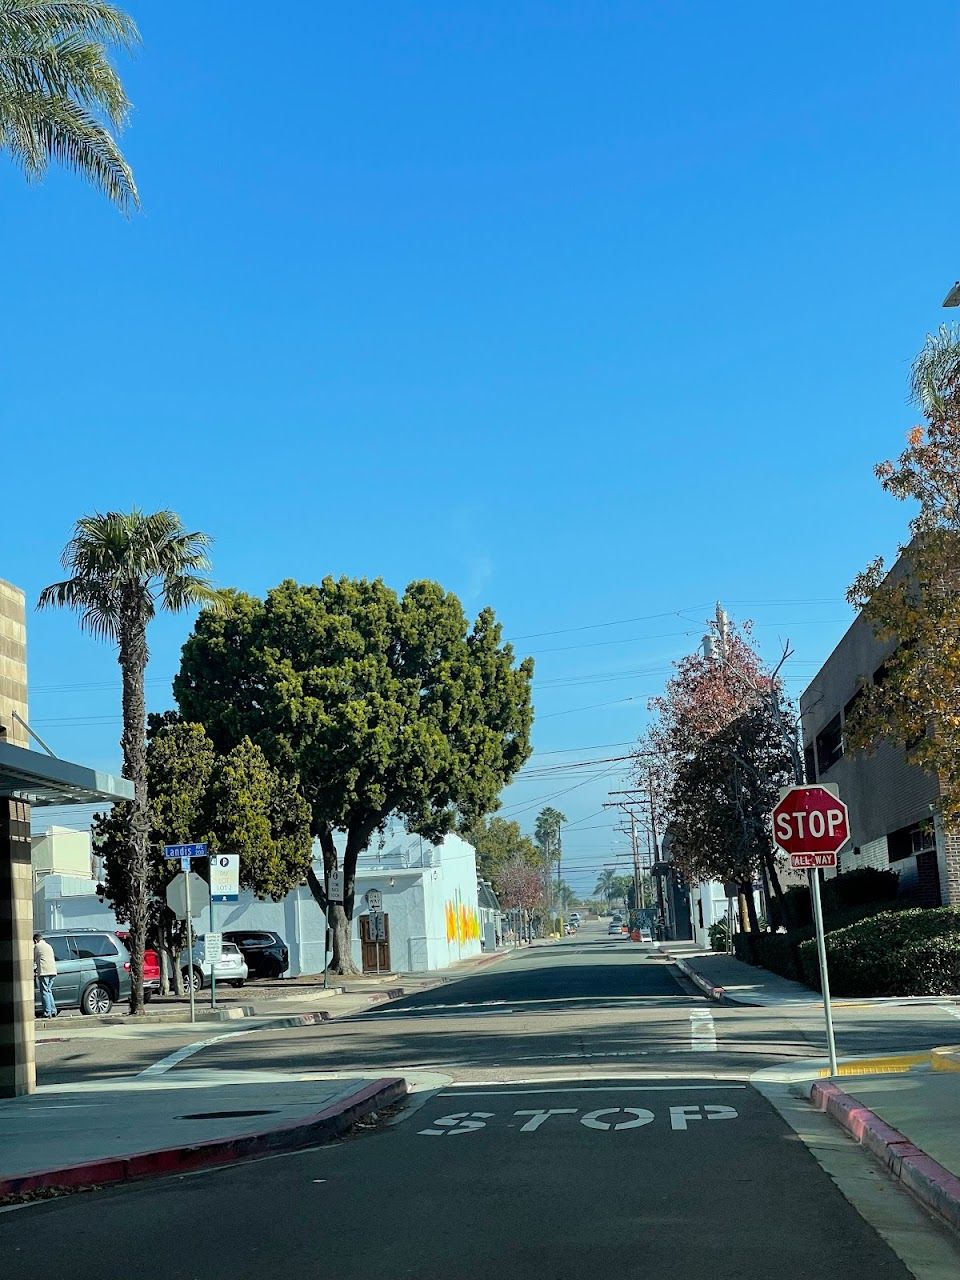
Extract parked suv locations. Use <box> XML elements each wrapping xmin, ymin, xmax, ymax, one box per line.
<box><xmin>222</xmin><ymin>930</ymin><xmax>289</xmax><ymax>979</ymax></box>
<box><xmin>35</xmin><ymin>929</ymin><xmax>131</xmax><ymax>1016</ymax></box>
<box><xmin>179</xmin><ymin>939</ymin><xmax>249</xmax><ymax>992</ymax></box>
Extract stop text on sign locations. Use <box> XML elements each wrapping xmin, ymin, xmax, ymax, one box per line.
<box><xmin>771</xmin><ymin>784</ymin><xmax>850</xmax><ymax>871</ymax></box>
<box><xmin>773</xmin><ymin>807</ymin><xmax>846</xmax><ymax>843</ymax></box>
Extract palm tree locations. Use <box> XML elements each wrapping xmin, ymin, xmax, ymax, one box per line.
<box><xmin>39</xmin><ymin>510</ymin><xmax>221</xmax><ymax>1011</ymax></box>
<box><xmin>594</xmin><ymin>868</ymin><xmax>617</xmax><ymax>903</ymax></box>
<box><xmin>0</xmin><ymin>2</ymin><xmax>140</xmax><ymax>212</ymax></box>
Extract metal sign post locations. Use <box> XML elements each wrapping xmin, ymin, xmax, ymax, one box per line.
<box><xmin>809</xmin><ymin>868</ymin><xmax>839</xmax><ymax>1076</ymax></box>
<box><xmin>165</xmin><ymin>843</ymin><xmax>208</xmax><ymax>1022</ymax></box>
<box><xmin>771</xmin><ymin>784</ymin><xmax>848</xmax><ymax>1076</ymax></box>
<box><xmin>184</xmin><ymin>870</ymin><xmax>195</xmax><ymax>1024</ymax></box>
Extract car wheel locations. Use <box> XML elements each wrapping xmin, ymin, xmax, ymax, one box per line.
<box><xmin>143</xmin><ymin>991</ymin><xmax>153</xmax><ymax>1003</ymax></box>
<box><xmin>183</xmin><ymin>966</ymin><xmax>204</xmax><ymax>993</ymax></box>
<box><xmin>81</xmin><ymin>983</ymin><xmax>113</xmax><ymax>1016</ymax></box>
<box><xmin>231</xmin><ymin>980</ymin><xmax>245</xmax><ymax>988</ymax></box>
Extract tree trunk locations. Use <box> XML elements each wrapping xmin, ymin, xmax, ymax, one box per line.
<box><xmin>762</xmin><ymin>846</ymin><xmax>792</xmax><ymax>929</ymax></box>
<box><xmin>119</xmin><ymin>615</ymin><xmax>150</xmax><ymax>1015</ymax></box>
<box><xmin>740</xmin><ymin>881</ymin><xmax>760</xmax><ymax>933</ymax></box>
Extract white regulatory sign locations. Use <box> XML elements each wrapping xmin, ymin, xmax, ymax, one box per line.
<box><xmin>365</xmin><ymin>888</ymin><xmax>383</xmax><ymax>911</ymax></box>
<box><xmin>204</xmin><ymin>933</ymin><xmax>223</xmax><ymax>965</ymax></box>
<box><xmin>328</xmin><ymin>869</ymin><xmax>344</xmax><ymax>904</ymax></box>
<box><xmin>209</xmin><ymin>854</ymin><xmax>240</xmax><ymax>902</ymax></box>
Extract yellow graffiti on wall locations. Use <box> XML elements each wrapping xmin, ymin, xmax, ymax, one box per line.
<box><xmin>445</xmin><ymin>900</ymin><xmax>480</xmax><ymax>944</ymax></box>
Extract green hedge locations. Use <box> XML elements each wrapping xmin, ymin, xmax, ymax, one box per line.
<box><xmin>734</xmin><ymin>902</ymin><xmax>904</xmax><ymax>984</ymax></box>
<box><xmin>798</xmin><ymin>907</ymin><xmax>960</xmax><ymax>996</ymax></box>
<box><xmin>779</xmin><ymin>867</ymin><xmax>899</xmax><ymax>928</ymax></box>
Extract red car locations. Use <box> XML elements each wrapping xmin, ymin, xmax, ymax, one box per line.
<box><xmin>116</xmin><ymin>932</ymin><xmax>162</xmax><ymax>1000</ymax></box>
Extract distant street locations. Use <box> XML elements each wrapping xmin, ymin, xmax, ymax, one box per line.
<box><xmin>7</xmin><ymin>923</ymin><xmax>960</xmax><ymax>1278</ymax></box>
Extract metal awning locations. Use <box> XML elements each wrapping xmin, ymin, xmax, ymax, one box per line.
<box><xmin>0</xmin><ymin>740</ymin><xmax>133</xmax><ymax>808</ymax></box>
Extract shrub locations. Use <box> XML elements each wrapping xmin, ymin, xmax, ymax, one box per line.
<box><xmin>780</xmin><ymin>867</ymin><xmax>899</xmax><ymax>929</ymax></box>
<box><xmin>798</xmin><ymin>906</ymin><xmax>960</xmax><ymax>996</ymax></box>
<box><xmin>708</xmin><ymin>920</ymin><xmax>729</xmax><ymax>952</ymax></box>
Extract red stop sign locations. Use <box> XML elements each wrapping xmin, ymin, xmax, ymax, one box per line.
<box><xmin>771</xmin><ymin>785</ymin><xmax>850</xmax><ymax>869</ymax></box>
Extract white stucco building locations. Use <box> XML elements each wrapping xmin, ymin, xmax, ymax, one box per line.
<box><xmin>32</xmin><ymin>825</ymin><xmax>484</xmax><ymax>975</ymax></box>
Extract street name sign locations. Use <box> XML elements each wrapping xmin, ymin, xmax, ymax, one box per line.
<box><xmin>771</xmin><ymin>784</ymin><xmax>850</xmax><ymax>870</ymax></box>
<box><xmin>164</xmin><ymin>842</ymin><xmax>208</xmax><ymax>861</ymax></box>
<box><xmin>209</xmin><ymin>853</ymin><xmax>240</xmax><ymax>903</ymax></box>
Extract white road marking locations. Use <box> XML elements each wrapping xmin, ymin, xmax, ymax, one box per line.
<box><xmin>581</xmin><ymin>1107</ymin><xmax>655</xmax><ymax>1131</ymax></box>
<box><xmin>438</xmin><ymin>1085</ymin><xmax>746</xmax><ymax>1096</ymax></box>
<box><xmin>418</xmin><ymin>1111</ymin><xmax>494</xmax><ymax>1136</ymax></box>
<box><xmin>670</xmin><ymin>1103</ymin><xmax>738</xmax><ymax>1129</ymax></box>
<box><xmin>514</xmin><ymin>1108</ymin><xmax>577</xmax><ymax>1132</ymax></box>
<box><xmin>938</xmin><ymin>1003</ymin><xmax>960</xmax><ymax>1021</ymax></box>
<box><xmin>689</xmin><ymin>1010</ymin><xmax>717</xmax><ymax>1052</ymax></box>
<box><xmin>138</xmin><ymin>1028</ymin><xmax>261</xmax><ymax>1077</ymax></box>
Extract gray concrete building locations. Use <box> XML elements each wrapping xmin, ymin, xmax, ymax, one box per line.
<box><xmin>800</xmin><ymin>593</ymin><xmax>954</xmax><ymax>907</ymax></box>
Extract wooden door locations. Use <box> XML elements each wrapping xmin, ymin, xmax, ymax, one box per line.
<box><xmin>359</xmin><ymin>913</ymin><xmax>391</xmax><ymax>972</ymax></box>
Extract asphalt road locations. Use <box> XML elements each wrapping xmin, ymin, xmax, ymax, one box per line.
<box><xmin>8</xmin><ymin>922</ymin><xmax>960</xmax><ymax>1277</ymax></box>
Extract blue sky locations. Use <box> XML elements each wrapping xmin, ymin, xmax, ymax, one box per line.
<box><xmin>4</xmin><ymin>2</ymin><xmax>958</xmax><ymax>892</ymax></box>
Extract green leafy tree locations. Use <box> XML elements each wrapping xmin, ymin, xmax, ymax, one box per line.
<box><xmin>846</xmin><ymin>327</ymin><xmax>960</xmax><ymax>828</ymax></box>
<box><xmin>0</xmin><ymin>1</ymin><xmax>139</xmax><ymax>211</ymax></box>
<box><xmin>94</xmin><ymin>718</ymin><xmax>312</xmax><ymax>989</ymax></box>
<box><xmin>174</xmin><ymin>577</ymin><xmax>534</xmax><ymax>973</ymax></box>
<box><xmin>460</xmin><ymin>814</ymin><xmax>539</xmax><ymax>888</ymax></box>
<box><xmin>39</xmin><ymin>510</ymin><xmax>221</xmax><ymax>1011</ymax></box>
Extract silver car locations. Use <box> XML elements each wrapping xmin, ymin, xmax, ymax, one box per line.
<box><xmin>180</xmin><ymin>939</ymin><xmax>249</xmax><ymax>992</ymax></box>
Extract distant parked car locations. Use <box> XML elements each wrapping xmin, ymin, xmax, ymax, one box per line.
<box><xmin>222</xmin><ymin>930</ymin><xmax>289</xmax><ymax>979</ymax></box>
<box><xmin>115</xmin><ymin>931</ymin><xmax>161</xmax><ymax>1000</ymax></box>
<box><xmin>607</xmin><ymin>921</ymin><xmax>624</xmax><ymax>937</ymax></box>
<box><xmin>35</xmin><ymin>929</ymin><xmax>131</xmax><ymax>1015</ymax></box>
<box><xmin>179</xmin><ymin>939</ymin><xmax>249</xmax><ymax>992</ymax></box>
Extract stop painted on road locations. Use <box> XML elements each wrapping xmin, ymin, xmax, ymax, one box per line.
<box><xmin>418</xmin><ymin>1103</ymin><xmax>738</xmax><ymax>1135</ymax></box>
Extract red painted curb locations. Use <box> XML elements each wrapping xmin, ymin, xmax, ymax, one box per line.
<box><xmin>811</xmin><ymin>1080</ymin><xmax>960</xmax><ymax>1232</ymax></box>
<box><xmin>0</xmin><ymin>1076</ymin><xmax>406</xmax><ymax>1202</ymax></box>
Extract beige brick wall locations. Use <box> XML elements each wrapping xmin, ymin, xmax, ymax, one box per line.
<box><xmin>0</xmin><ymin>580</ymin><xmax>27</xmax><ymax>747</ymax></box>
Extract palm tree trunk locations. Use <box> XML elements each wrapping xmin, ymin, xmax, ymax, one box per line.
<box><xmin>119</xmin><ymin>614</ymin><xmax>150</xmax><ymax>1015</ymax></box>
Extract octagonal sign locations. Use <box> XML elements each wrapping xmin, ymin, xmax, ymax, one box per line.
<box><xmin>771</xmin><ymin>784</ymin><xmax>850</xmax><ymax>870</ymax></box>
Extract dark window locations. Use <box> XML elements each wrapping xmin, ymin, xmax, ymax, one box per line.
<box><xmin>804</xmin><ymin>745</ymin><xmax>817</xmax><ymax>782</ymax></box>
<box><xmin>887</xmin><ymin>821</ymin><xmax>936</xmax><ymax>863</ymax></box>
<box><xmin>48</xmin><ymin>936</ymin><xmax>73</xmax><ymax>962</ymax></box>
<box><xmin>70</xmin><ymin>933</ymin><xmax>119</xmax><ymax>958</ymax></box>
<box><xmin>815</xmin><ymin>714</ymin><xmax>843</xmax><ymax>773</ymax></box>
<box><xmin>873</xmin><ymin>662</ymin><xmax>888</xmax><ymax>688</ymax></box>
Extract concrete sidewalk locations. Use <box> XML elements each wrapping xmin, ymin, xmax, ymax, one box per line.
<box><xmin>810</xmin><ymin>1051</ymin><xmax>960</xmax><ymax>1232</ymax></box>
<box><xmin>657</xmin><ymin>940</ymin><xmax>818</xmax><ymax>1006</ymax></box>
<box><xmin>0</xmin><ymin>1071</ymin><xmax>406</xmax><ymax>1200</ymax></box>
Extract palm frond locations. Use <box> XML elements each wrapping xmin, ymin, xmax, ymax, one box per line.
<box><xmin>910</xmin><ymin>325</ymin><xmax>960</xmax><ymax>420</ymax></box>
<box><xmin>39</xmin><ymin>509</ymin><xmax>221</xmax><ymax>645</ymax></box>
<box><xmin>0</xmin><ymin>0</ymin><xmax>139</xmax><ymax>210</ymax></box>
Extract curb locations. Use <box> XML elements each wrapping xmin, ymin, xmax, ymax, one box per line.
<box><xmin>811</xmin><ymin>1079</ymin><xmax>960</xmax><ymax>1233</ymax></box>
<box><xmin>0</xmin><ymin>1076</ymin><xmax>407</xmax><ymax>1202</ymax></box>
<box><xmin>664</xmin><ymin>953</ymin><xmax>727</xmax><ymax>1002</ymax></box>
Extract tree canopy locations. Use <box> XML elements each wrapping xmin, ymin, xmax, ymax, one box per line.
<box><xmin>459</xmin><ymin>814</ymin><xmax>540</xmax><ymax>889</ymax></box>
<box><xmin>847</xmin><ymin>326</ymin><xmax>960</xmax><ymax>823</ymax></box>
<box><xmin>173</xmin><ymin>576</ymin><xmax>534</xmax><ymax>971</ymax></box>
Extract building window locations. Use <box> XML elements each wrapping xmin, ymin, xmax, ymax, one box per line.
<box><xmin>887</xmin><ymin>820</ymin><xmax>936</xmax><ymax>863</ymax></box>
<box><xmin>815</xmin><ymin>713</ymin><xmax>843</xmax><ymax>773</ymax></box>
<box><xmin>804</xmin><ymin>745</ymin><xmax>817</xmax><ymax>782</ymax></box>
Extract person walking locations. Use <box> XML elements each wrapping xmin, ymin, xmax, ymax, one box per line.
<box><xmin>33</xmin><ymin>933</ymin><xmax>58</xmax><ymax>1019</ymax></box>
